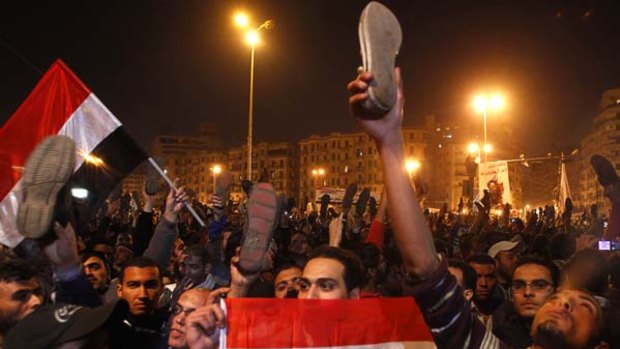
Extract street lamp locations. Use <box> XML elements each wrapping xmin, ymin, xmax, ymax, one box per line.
<box><xmin>472</xmin><ymin>93</ymin><xmax>505</xmax><ymax>162</ymax></box>
<box><xmin>405</xmin><ymin>159</ymin><xmax>420</xmax><ymax>181</ymax></box>
<box><xmin>211</xmin><ymin>164</ymin><xmax>222</xmax><ymax>193</ymax></box>
<box><xmin>233</xmin><ymin>12</ymin><xmax>275</xmax><ymax>180</ymax></box>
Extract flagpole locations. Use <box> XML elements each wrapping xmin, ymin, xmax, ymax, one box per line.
<box><xmin>219</xmin><ymin>297</ymin><xmax>227</xmax><ymax>349</ymax></box>
<box><xmin>147</xmin><ymin>157</ymin><xmax>205</xmax><ymax>227</ymax></box>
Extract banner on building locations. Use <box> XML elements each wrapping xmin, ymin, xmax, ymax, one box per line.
<box><xmin>478</xmin><ymin>161</ymin><xmax>512</xmax><ymax>207</ymax></box>
<box><xmin>314</xmin><ymin>186</ymin><xmax>381</xmax><ymax>203</ymax></box>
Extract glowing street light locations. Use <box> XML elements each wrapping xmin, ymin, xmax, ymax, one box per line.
<box><xmin>234</xmin><ymin>12</ymin><xmax>249</xmax><ymax>28</ymax></box>
<box><xmin>405</xmin><ymin>159</ymin><xmax>421</xmax><ymax>181</ymax></box>
<box><xmin>211</xmin><ymin>164</ymin><xmax>222</xmax><ymax>193</ymax></box>
<box><xmin>472</xmin><ymin>92</ymin><xmax>506</xmax><ymax>162</ymax></box>
<box><xmin>233</xmin><ymin>12</ymin><xmax>275</xmax><ymax>180</ymax></box>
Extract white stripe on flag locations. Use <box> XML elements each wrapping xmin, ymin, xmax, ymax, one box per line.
<box><xmin>0</xmin><ymin>93</ymin><xmax>120</xmax><ymax>247</ymax></box>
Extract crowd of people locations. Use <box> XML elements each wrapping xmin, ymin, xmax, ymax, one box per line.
<box><xmin>0</xmin><ymin>68</ymin><xmax>618</xmax><ymax>349</ymax></box>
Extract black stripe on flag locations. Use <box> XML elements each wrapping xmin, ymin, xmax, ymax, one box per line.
<box><xmin>67</xmin><ymin>127</ymin><xmax>148</xmax><ymax>223</ymax></box>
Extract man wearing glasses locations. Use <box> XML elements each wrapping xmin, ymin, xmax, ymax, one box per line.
<box><xmin>492</xmin><ymin>256</ymin><xmax>559</xmax><ymax>349</ymax></box>
<box><xmin>168</xmin><ymin>288</ymin><xmax>211</xmax><ymax>349</ymax></box>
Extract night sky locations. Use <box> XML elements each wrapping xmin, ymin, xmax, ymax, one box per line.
<box><xmin>1</xmin><ymin>0</ymin><xmax>619</xmax><ymax>155</ymax></box>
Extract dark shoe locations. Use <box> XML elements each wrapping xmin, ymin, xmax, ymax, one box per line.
<box><xmin>239</xmin><ymin>183</ymin><xmax>277</xmax><ymax>273</ymax></box>
<box><xmin>356</xmin><ymin>187</ymin><xmax>371</xmax><ymax>216</ymax></box>
<box><xmin>358</xmin><ymin>1</ymin><xmax>402</xmax><ymax>118</ymax></box>
<box><xmin>368</xmin><ymin>197</ymin><xmax>377</xmax><ymax>217</ymax></box>
<box><xmin>342</xmin><ymin>183</ymin><xmax>358</xmax><ymax>211</ymax></box>
<box><xmin>320</xmin><ymin>194</ymin><xmax>330</xmax><ymax>218</ymax></box>
<box><xmin>17</xmin><ymin>136</ymin><xmax>75</xmax><ymax>239</ymax></box>
<box><xmin>591</xmin><ymin>155</ymin><xmax>618</xmax><ymax>186</ymax></box>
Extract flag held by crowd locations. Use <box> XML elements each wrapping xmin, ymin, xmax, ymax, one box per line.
<box><xmin>0</xmin><ymin>59</ymin><xmax>147</xmax><ymax>247</ymax></box>
<box><xmin>225</xmin><ymin>297</ymin><xmax>435</xmax><ymax>349</ymax></box>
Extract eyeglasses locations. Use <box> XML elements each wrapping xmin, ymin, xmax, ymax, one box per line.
<box><xmin>511</xmin><ymin>279</ymin><xmax>552</xmax><ymax>292</ymax></box>
<box><xmin>171</xmin><ymin>304</ymin><xmax>196</xmax><ymax>317</ymax></box>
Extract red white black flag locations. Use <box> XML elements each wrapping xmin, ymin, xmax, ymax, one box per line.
<box><xmin>0</xmin><ymin>59</ymin><xmax>147</xmax><ymax>247</ymax></box>
<box><xmin>224</xmin><ymin>298</ymin><xmax>435</xmax><ymax>348</ymax></box>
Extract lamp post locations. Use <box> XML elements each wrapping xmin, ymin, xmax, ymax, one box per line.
<box><xmin>405</xmin><ymin>158</ymin><xmax>420</xmax><ymax>181</ymax></box>
<box><xmin>211</xmin><ymin>164</ymin><xmax>222</xmax><ymax>194</ymax></box>
<box><xmin>472</xmin><ymin>93</ymin><xmax>505</xmax><ymax>162</ymax></box>
<box><xmin>234</xmin><ymin>13</ymin><xmax>274</xmax><ymax>180</ymax></box>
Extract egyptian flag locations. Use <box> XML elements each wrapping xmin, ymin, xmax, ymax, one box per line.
<box><xmin>224</xmin><ymin>298</ymin><xmax>435</xmax><ymax>348</ymax></box>
<box><xmin>0</xmin><ymin>59</ymin><xmax>147</xmax><ymax>247</ymax></box>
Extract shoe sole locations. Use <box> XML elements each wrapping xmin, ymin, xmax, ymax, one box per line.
<box><xmin>356</xmin><ymin>188</ymin><xmax>371</xmax><ymax>216</ymax></box>
<box><xmin>342</xmin><ymin>183</ymin><xmax>358</xmax><ymax>211</ymax></box>
<box><xmin>239</xmin><ymin>183</ymin><xmax>277</xmax><ymax>273</ymax></box>
<box><xmin>17</xmin><ymin>136</ymin><xmax>75</xmax><ymax>239</ymax></box>
<box><xmin>590</xmin><ymin>155</ymin><xmax>618</xmax><ymax>186</ymax></box>
<box><xmin>359</xmin><ymin>1</ymin><xmax>402</xmax><ymax>117</ymax></box>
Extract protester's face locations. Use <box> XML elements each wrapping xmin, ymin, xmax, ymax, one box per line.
<box><xmin>168</xmin><ymin>290</ymin><xmax>209</xmax><ymax>349</ymax></box>
<box><xmin>469</xmin><ymin>263</ymin><xmax>496</xmax><ymax>301</ymax></box>
<box><xmin>496</xmin><ymin>250</ymin><xmax>519</xmax><ymax>279</ymax></box>
<box><xmin>289</xmin><ymin>233</ymin><xmax>309</xmax><ymax>256</ymax></box>
<box><xmin>174</xmin><ymin>239</ymin><xmax>186</xmax><ymax>260</ymax></box>
<box><xmin>531</xmin><ymin>290</ymin><xmax>600</xmax><ymax>349</ymax></box>
<box><xmin>82</xmin><ymin>256</ymin><xmax>108</xmax><ymax>291</ymax></box>
<box><xmin>274</xmin><ymin>267</ymin><xmax>302</xmax><ymax>299</ymax></box>
<box><xmin>0</xmin><ymin>278</ymin><xmax>43</xmax><ymax>333</ymax></box>
<box><xmin>116</xmin><ymin>233</ymin><xmax>133</xmax><ymax>246</ymax></box>
<box><xmin>180</xmin><ymin>255</ymin><xmax>209</xmax><ymax>284</ymax></box>
<box><xmin>298</xmin><ymin>258</ymin><xmax>354</xmax><ymax>299</ymax></box>
<box><xmin>114</xmin><ymin>247</ymin><xmax>133</xmax><ymax>265</ymax></box>
<box><xmin>117</xmin><ymin>266</ymin><xmax>162</xmax><ymax>317</ymax></box>
<box><xmin>511</xmin><ymin>263</ymin><xmax>554</xmax><ymax>319</ymax></box>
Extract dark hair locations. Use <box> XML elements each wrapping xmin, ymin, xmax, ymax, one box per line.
<box><xmin>274</xmin><ymin>263</ymin><xmax>302</xmax><ymax>280</ymax></box>
<box><xmin>80</xmin><ymin>251</ymin><xmax>109</xmax><ymax>269</ymax></box>
<box><xmin>119</xmin><ymin>256</ymin><xmax>161</xmax><ymax>283</ymax></box>
<box><xmin>0</xmin><ymin>259</ymin><xmax>38</xmax><ymax>283</ymax></box>
<box><xmin>308</xmin><ymin>246</ymin><xmax>364</xmax><ymax>292</ymax></box>
<box><xmin>448</xmin><ymin>259</ymin><xmax>476</xmax><ymax>291</ymax></box>
<box><xmin>547</xmin><ymin>233</ymin><xmax>575</xmax><ymax>260</ymax></box>
<box><xmin>514</xmin><ymin>255</ymin><xmax>560</xmax><ymax>288</ymax></box>
<box><xmin>85</xmin><ymin>237</ymin><xmax>113</xmax><ymax>251</ymax></box>
<box><xmin>357</xmin><ymin>243</ymin><xmax>381</xmax><ymax>270</ymax></box>
<box><xmin>467</xmin><ymin>253</ymin><xmax>496</xmax><ymax>266</ymax></box>
<box><xmin>184</xmin><ymin>244</ymin><xmax>211</xmax><ymax>264</ymax></box>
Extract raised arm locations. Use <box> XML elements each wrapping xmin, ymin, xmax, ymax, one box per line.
<box><xmin>348</xmin><ymin>69</ymin><xmax>438</xmax><ymax>276</ymax></box>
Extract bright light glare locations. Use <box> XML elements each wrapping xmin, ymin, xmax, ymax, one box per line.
<box><xmin>212</xmin><ymin>165</ymin><xmax>222</xmax><ymax>174</ymax></box>
<box><xmin>81</xmin><ymin>151</ymin><xmax>103</xmax><ymax>166</ymax></box>
<box><xmin>473</xmin><ymin>95</ymin><xmax>487</xmax><ymax>113</ymax></box>
<box><xmin>234</xmin><ymin>13</ymin><xmax>249</xmax><ymax>28</ymax></box>
<box><xmin>473</xmin><ymin>93</ymin><xmax>506</xmax><ymax>113</ymax></box>
<box><xmin>483</xmin><ymin>144</ymin><xmax>493</xmax><ymax>153</ymax></box>
<box><xmin>467</xmin><ymin>143</ymin><xmax>480</xmax><ymax>154</ymax></box>
<box><xmin>405</xmin><ymin>159</ymin><xmax>421</xmax><ymax>173</ymax></box>
<box><xmin>489</xmin><ymin>94</ymin><xmax>505</xmax><ymax>110</ymax></box>
<box><xmin>245</xmin><ymin>31</ymin><xmax>259</xmax><ymax>46</ymax></box>
<box><xmin>317</xmin><ymin>168</ymin><xmax>325</xmax><ymax>176</ymax></box>
<box><xmin>71</xmin><ymin>188</ymin><xmax>88</xmax><ymax>199</ymax></box>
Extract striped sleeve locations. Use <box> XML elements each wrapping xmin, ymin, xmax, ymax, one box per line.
<box><xmin>403</xmin><ymin>260</ymin><xmax>507</xmax><ymax>349</ymax></box>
